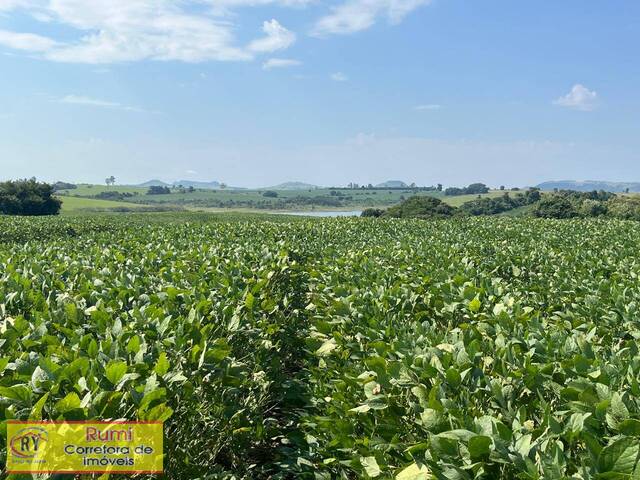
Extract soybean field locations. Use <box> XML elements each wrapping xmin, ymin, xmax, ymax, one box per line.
<box><xmin>2</xmin><ymin>214</ymin><xmax>640</xmax><ymax>479</ymax></box>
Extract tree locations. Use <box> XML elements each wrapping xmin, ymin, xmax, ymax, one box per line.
<box><xmin>220</xmin><ymin>183</ymin><xmax>227</xmax><ymax>190</ymax></box>
<box><xmin>437</xmin><ymin>183</ymin><xmax>443</xmax><ymax>192</ymax></box>
<box><xmin>147</xmin><ymin>186</ymin><xmax>171</xmax><ymax>195</ymax></box>
<box><xmin>533</xmin><ymin>195</ymin><xmax>577</xmax><ymax>219</ymax></box>
<box><xmin>361</xmin><ymin>208</ymin><xmax>384</xmax><ymax>218</ymax></box>
<box><xmin>105</xmin><ymin>176</ymin><xmax>116</xmax><ymax>186</ymax></box>
<box><xmin>262</xmin><ymin>190</ymin><xmax>278</xmax><ymax>198</ymax></box>
<box><xmin>0</xmin><ymin>179</ymin><xmax>62</xmax><ymax>216</ymax></box>
<box><xmin>384</xmin><ymin>196</ymin><xmax>456</xmax><ymax>219</ymax></box>
<box><xmin>52</xmin><ymin>181</ymin><xmax>77</xmax><ymax>191</ymax></box>
<box><xmin>500</xmin><ymin>185</ymin><xmax>505</xmax><ymax>191</ymax></box>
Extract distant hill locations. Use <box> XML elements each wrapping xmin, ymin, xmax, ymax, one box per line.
<box><xmin>137</xmin><ymin>179</ymin><xmax>171</xmax><ymax>187</ymax></box>
<box><xmin>267</xmin><ymin>182</ymin><xmax>320</xmax><ymax>190</ymax></box>
<box><xmin>376</xmin><ymin>180</ymin><xmax>409</xmax><ymax>188</ymax></box>
<box><xmin>537</xmin><ymin>180</ymin><xmax>640</xmax><ymax>193</ymax></box>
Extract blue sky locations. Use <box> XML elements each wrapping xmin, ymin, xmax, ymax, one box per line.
<box><xmin>0</xmin><ymin>0</ymin><xmax>638</xmax><ymax>187</ymax></box>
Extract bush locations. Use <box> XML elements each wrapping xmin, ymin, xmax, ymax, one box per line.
<box><xmin>459</xmin><ymin>189</ymin><xmax>541</xmax><ymax>216</ymax></box>
<box><xmin>0</xmin><ymin>179</ymin><xmax>62</xmax><ymax>216</ymax></box>
<box><xmin>444</xmin><ymin>183</ymin><xmax>490</xmax><ymax>196</ymax></box>
<box><xmin>579</xmin><ymin>199</ymin><xmax>608</xmax><ymax>217</ymax></box>
<box><xmin>607</xmin><ymin>197</ymin><xmax>640</xmax><ymax>220</ymax></box>
<box><xmin>95</xmin><ymin>191</ymin><xmax>134</xmax><ymax>200</ymax></box>
<box><xmin>533</xmin><ymin>195</ymin><xmax>577</xmax><ymax>219</ymax></box>
<box><xmin>148</xmin><ymin>186</ymin><xmax>171</xmax><ymax>195</ymax></box>
<box><xmin>263</xmin><ymin>190</ymin><xmax>278</xmax><ymax>198</ymax></box>
<box><xmin>384</xmin><ymin>196</ymin><xmax>456</xmax><ymax>219</ymax></box>
<box><xmin>52</xmin><ymin>181</ymin><xmax>77</xmax><ymax>191</ymax></box>
<box><xmin>361</xmin><ymin>208</ymin><xmax>384</xmax><ymax>218</ymax></box>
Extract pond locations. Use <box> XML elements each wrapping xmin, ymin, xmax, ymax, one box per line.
<box><xmin>276</xmin><ymin>210</ymin><xmax>363</xmax><ymax>217</ymax></box>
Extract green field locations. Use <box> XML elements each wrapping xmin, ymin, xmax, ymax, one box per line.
<box><xmin>2</xmin><ymin>213</ymin><xmax>640</xmax><ymax>478</ymax></box>
<box><xmin>58</xmin><ymin>195</ymin><xmax>155</xmax><ymax>213</ymax></box>
<box><xmin>58</xmin><ymin>184</ymin><xmax>510</xmax><ymax>212</ymax></box>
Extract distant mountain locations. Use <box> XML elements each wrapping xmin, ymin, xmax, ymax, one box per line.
<box><xmin>174</xmin><ymin>180</ymin><xmax>222</xmax><ymax>189</ymax></box>
<box><xmin>537</xmin><ymin>180</ymin><xmax>640</xmax><ymax>193</ymax></box>
<box><xmin>376</xmin><ymin>180</ymin><xmax>409</xmax><ymax>188</ymax></box>
<box><xmin>137</xmin><ymin>179</ymin><xmax>171</xmax><ymax>187</ymax></box>
<box><xmin>267</xmin><ymin>182</ymin><xmax>321</xmax><ymax>190</ymax></box>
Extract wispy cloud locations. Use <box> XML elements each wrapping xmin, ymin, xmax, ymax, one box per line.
<box><xmin>0</xmin><ymin>1</ymin><xmax>429</xmax><ymax>64</ymax></box>
<box><xmin>414</xmin><ymin>104</ymin><xmax>441</xmax><ymax>111</ymax></box>
<box><xmin>554</xmin><ymin>84</ymin><xmax>598</xmax><ymax>111</ymax></box>
<box><xmin>331</xmin><ymin>72</ymin><xmax>348</xmax><ymax>82</ymax></box>
<box><xmin>247</xmin><ymin>19</ymin><xmax>296</xmax><ymax>53</ymax></box>
<box><xmin>0</xmin><ymin>3</ymin><xmax>297</xmax><ymax>64</ymax></box>
<box><xmin>313</xmin><ymin>0</ymin><xmax>432</xmax><ymax>36</ymax></box>
<box><xmin>0</xmin><ymin>29</ymin><xmax>58</xmax><ymax>52</ymax></box>
<box><xmin>263</xmin><ymin>57</ymin><xmax>301</xmax><ymax>69</ymax></box>
<box><xmin>59</xmin><ymin>95</ymin><xmax>148</xmax><ymax>113</ymax></box>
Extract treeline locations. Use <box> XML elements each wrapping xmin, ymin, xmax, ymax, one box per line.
<box><xmin>444</xmin><ymin>183</ymin><xmax>490</xmax><ymax>196</ymax></box>
<box><xmin>363</xmin><ymin>188</ymin><xmax>640</xmax><ymax>221</ymax></box>
<box><xmin>0</xmin><ymin>179</ymin><xmax>62</xmax><ymax>216</ymax></box>
<box><xmin>532</xmin><ymin>190</ymin><xmax>640</xmax><ymax>220</ymax></box>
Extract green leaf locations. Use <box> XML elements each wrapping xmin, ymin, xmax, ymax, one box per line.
<box><xmin>396</xmin><ymin>462</ymin><xmax>431</xmax><ymax>480</ymax></box>
<box><xmin>598</xmin><ymin>437</ymin><xmax>640</xmax><ymax>475</ymax></box>
<box><xmin>445</xmin><ymin>368</ymin><xmax>462</xmax><ymax>388</ymax></box>
<box><xmin>349</xmin><ymin>404</ymin><xmax>371</xmax><ymax>414</ymax></box>
<box><xmin>245</xmin><ymin>292</ymin><xmax>255</xmax><ymax>310</ymax></box>
<box><xmin>361</xmin><ymin>456</ymin><xmax>381</xmax><ymax>478</ymax></box>
<box><xmin>315</xmin><ymin>338</ymin><xmax>337</xmax><ymax>356</ymax></box>
<box><xmin>87</xmin><ymin>339</ymin><xmax>99</xmax><ymax>358</ymax></box>
<box><xmin>105</xmin><ymin>360</ymin><xmax>128</xmax><ymax>385</ymax></box>
<box><xmin>468</xmin><ymin>297</ymin><xmax>481</xmax><ymax>313</ymax></box>
<box><xmin>30</xmin><ymin>392</ymin><xmax>49</xmax><ymax>420</ymax></box>
<box><xmin>620</xmin><ymin>419</ymin><xmax>640</xmax><ymax>436</ymax></box>
<box><xmin>468</xmin><ymin>435</ymin><xmax>492</xmax><ymax>461</ymax></box>
<box><xmin>0</xmin><ymin>384</ymin><xmax>32</xmax><ymax>403</ymax></box>
<box><xmin>154</xmin><ymin>352</ymin><xmax>170</xmax><ymax>376</ymax></box>
<box><xmin>207</xmin><ymin>339</ymin><xmax>231</xmax><ymax>363</ymax></box>
<box><xmin>55</xmin><ymin>392</ymin><xmax>81</xmax><ymax>413</ymax></box>
<box><xmin>126</xmin><ymin>335</ymin><xmax>141</xmax><ymax>354</ymax></box>
<box><xmin>141</xmin><ymin>402</ymin><xmax>173</xmax><ymax>422</ymax></box>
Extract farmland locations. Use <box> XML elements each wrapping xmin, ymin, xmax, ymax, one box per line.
<box><xmin>55</xmin><ymin>184</ymin><xmax>509</xmax><ymax>213</ymax></box>
<box><xmin>2</xmin><ymin>214</ymin><xmax>640</xmax><ymax>478</ymax></box>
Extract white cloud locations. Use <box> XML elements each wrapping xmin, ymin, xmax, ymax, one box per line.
<box><xmin>0</xmin><ymin>29</ymin><xmax>57</xmax><ymax>51</ymax></box>
<box><xmin>554</xmin><ymin>84</ymin><xmax>598</xmax><ymax>111</ymax></box>
<box><xmin>414</xmin><ymin>104</ymin><xmax>441</xmax><ymax>111</ymax></box>
<box><xmin>263</xmin><ymin>57</ymin><xmax>301</xmax><ymax>69</ymax></box>
<box><xmin>313</xmin><ymin>0</ymin><xmax>431</xmax><ymax>36</ymax></box>
<box><xmin>331</xmin><ymin>72</ymin><xmax>348</xmax><ymax>82</ymax></box>
<box><xmin>0</xmin><ymin>1</ymin><xmax>296</xmax><ymax>63</ymax></box>
<box><xmin>59</xmin><ymin>95</ymin><xmax>146</xmax><ymax>113</ymax></box>
<box><xmin>186</xmin><ymin>169</ymin><xmax>198</xmax><ymax>175</ymax></box>
<box><xmin>0</xmin><ymin>0</ymin><xmax>33</xmax><ymax>11</ymax></box>
<box><xmin>247</xmin><ymin>19</ymin><xmax>296</xmax><ymax>53</ymax></box>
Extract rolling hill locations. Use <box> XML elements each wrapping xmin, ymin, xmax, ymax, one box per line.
<box><xmin>266</xmin><ymin>182</ymin><xmax>321</xmax><ymax>190</ymax></box>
